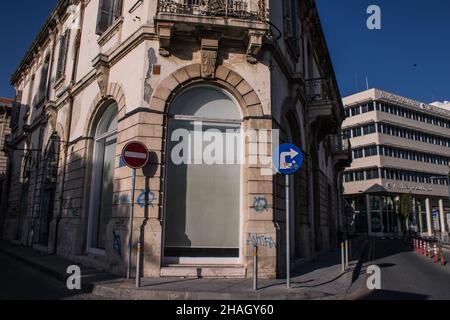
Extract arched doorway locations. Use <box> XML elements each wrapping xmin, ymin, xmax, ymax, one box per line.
<box><xmin>163</xmin><ymin>85</ymin><xmax>243</xmax><ymax>264</ymax></box>
<box><xmin>283</xmin><ymin>111</ymin><xmax>305</xmax><ymax>259</ymax></box>
<box><xmin>87</xmin><ymin>101</ymin><xmax>118</xmax><ymax>253</ymax></box>
<box><xmin>18</xmin><ymin>151</ymin><xmax>32</xmax><ymax>241</ymax></box>
<box><xmin>38</xmin><ymin>137</ymin><xmax>60</xmax><ymax>246</ymax></box>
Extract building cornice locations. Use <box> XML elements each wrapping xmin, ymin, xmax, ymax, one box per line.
<box><xmin>374</xmin><ymin>89</ymin><xmax>450</xmax><ymax>119</ymax></box>
<box><xmin>10</xmin><ymin>0</ymin><xmax>83</xmax><ymax>85</ymax></box>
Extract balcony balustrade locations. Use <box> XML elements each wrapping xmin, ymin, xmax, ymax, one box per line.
<box><xmin>157</xmin><ymin>0</ymin><xmax>267</xmax><ymax>22</ymax></box>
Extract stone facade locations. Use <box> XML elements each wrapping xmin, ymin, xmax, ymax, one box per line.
<box><xmin>0</xmin><ymin>98</ymin><xmax>13</xmax><ymax>238</ymax></box>
<box><xmin>2</xmin><ymin>0</ymin><xmax>349</xmax><ymax>279</ymax></box>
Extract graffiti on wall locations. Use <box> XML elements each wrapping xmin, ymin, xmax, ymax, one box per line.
<box><xmin>64</xmin><ymin>200</ymin><xmax>79</xmax><ymax>217</ymax></box>
<box><xmin>113</xmin><ymin>191</ymin><xmax>155</xmax><ymax>208</ymax></box>
<box><xmin>247</xmin><ymin>233</ymin><xmax>276</xmax><ymax>249</ymax></box>
<box><xmin>137</xmin><ymin>190</ymin><xmax>156</xmax><ymax>209</ymax></box>
<box><xmin>252</xmin><ymin>196</ymin><xmax>270</xmax><ymax>213</ymax></box>
<box><xmin>112</xmin><ymin>230</ymin><xmax>122</xmax><ymax>258</ymax></box>
<box><xmin>114</xmin><ymin>194</ymin><xmax>130</xmax><ymax>205</ymax></box>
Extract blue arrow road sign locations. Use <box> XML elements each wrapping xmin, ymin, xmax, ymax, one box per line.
<box><xmin>273</xmin><ymin>144</ymin><xmax>304</xmax><ymax>175</ymax></box>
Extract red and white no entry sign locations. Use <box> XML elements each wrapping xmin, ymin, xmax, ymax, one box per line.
<box><xmin>122</xmin><ymin>141</ymin><xmax>149</xmax><ymax>169</ymax></box>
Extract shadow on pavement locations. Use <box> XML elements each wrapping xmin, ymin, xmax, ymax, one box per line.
<box><xmin>359</xmin><ymin>289</ymin><xmax>428</xmax><ymax>300</ymax></box>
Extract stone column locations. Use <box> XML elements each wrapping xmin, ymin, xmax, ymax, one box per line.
<box><xmin>425</xmin><ymin>198</ymin><xmax>433</xmax><ymax>237</ymax></box>
<box><xmin>106</xmin><ymin>110</ymin><xmax>164</xmax><ymax>277</ymax></box>
<box><xmin>417</xmin><ymin>201</ymin><xmax>423</xmax><ymax>234</ymax></box>
<box><xmin>439</xmin><ymin>199</ymin><xmax>447</xmax><ymax>233</ymax></box>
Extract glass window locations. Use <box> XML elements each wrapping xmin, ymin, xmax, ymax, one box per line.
<box><xmin>88</xmin><ymin>102</ymin><xmax>118</xmax><ymax>250</ymax></box>
<box><xmin>165</xmin><ymin>86</ymin><xmax>242</xmax><ymax>259</ymax></box>
<box><xmin>96</xmin><ymin>0</ymin><xmax>123</xmax><ymax>35</ymax></box>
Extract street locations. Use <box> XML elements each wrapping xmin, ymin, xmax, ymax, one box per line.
<box><xmin>0</xmin><ymin>252</ymin><xmax>105</xmax><ymax>300</ymax></box>
<box><xmin>353</xmin><ymin>239</ymin><xmax>450</xmax><ymax>300</ymax></box>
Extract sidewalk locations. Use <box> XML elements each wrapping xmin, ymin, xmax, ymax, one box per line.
<box><xmin>0</xmin><ymin>239</ymin><xmax>368</xmax><ymax>300</ymax></box>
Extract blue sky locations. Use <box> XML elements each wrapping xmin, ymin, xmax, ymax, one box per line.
<box><xmin>0</xmin><ymin>1</ymin><xmax>449</xmax><ymax>103</ymax></box>
<box><xmin>0</xmin><ymin>1</ymin><xmax>55</xmax><ymax>98</ymax></box>
<box><xmin>316</xmin><ymin>0</ymin><xmax>450</xmax><ymax>103</ymax></box>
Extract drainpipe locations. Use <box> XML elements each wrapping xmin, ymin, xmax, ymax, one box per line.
<box><xmin>53</xmin><ymin>1</ymin><xmax>85</xmax><ymax>254</ymax></box>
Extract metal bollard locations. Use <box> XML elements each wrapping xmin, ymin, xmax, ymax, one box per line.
<box><xmin>434</xmin><ymin>243</ymin><xmax>438</xmax><ymax>264</ymax></box>
<box><xmin>253</xmin><ymin>245</ymin><xmax>258</xmax><ymax>291</ymax></box>
<box><xmin>136</xmin><ymin>242</ymin><xmax>142</xmax><ymax>288</ymax></box>
<box><xmin>349</xmin><ymin>240</ymin><xmax>352</xmax><ymax>261</ymax></box>
<box><xmin>341</xmin><ymin>242</ymin><xmax>345</xmax><ymax>272</ymax></box>
<box><xmin>440</xmin><ymin>245</ymin><xmax>446</xmax><ymax>266</ymax></box>
<box><xmin>345</xmin><ymin>240</ymin><xmax>349</xmax><ymax>268</ymax></box>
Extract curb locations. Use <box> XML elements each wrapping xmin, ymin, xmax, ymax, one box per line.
<box><xmin>92</xmin><ymin>241</ymin><xmax>369</xmax><ymax>301</ymax></box>
<box><xmin>92</xmin><ymin>285</ymin><xmax>325</xmax><ymax>301</ymax></box>
<box><xmin>0</xmin><ymin>239</ymin><xmax>368</xmax><ymax>300</ymax></box>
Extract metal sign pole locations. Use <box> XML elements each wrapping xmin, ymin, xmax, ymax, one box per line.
<box><xmin>286</xmin><ymin>174</ymin><xmax>291</xmax><ymax>289</ymax></box>
<box><xmin>127</xmin><ymin>168</ymin><xmax>137</xmax><ymax>280</ymax></box>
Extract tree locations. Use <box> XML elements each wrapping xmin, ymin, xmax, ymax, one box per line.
<box><xmin>395</xmin><ymin>193</ymin><xmax>413</xmax><ymax>219</ymax></box>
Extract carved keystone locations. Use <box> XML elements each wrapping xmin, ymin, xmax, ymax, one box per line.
<box><xmin>246</xmin><ymin>31</ymin><xmax>264</xmax><ymax>64</ymax></box>
<box><xmin>157</xmin><ymin>22</ymin><xmax>174</xmax><ymax>57</ymax></box>
<box><xmin>200</xmin><ymin>36</ymin><xmax>220</xmax><ymax>79</ymax></box>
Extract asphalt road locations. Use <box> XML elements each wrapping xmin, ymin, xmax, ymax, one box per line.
<box><xmin>0</xmin><ymin>251</ymin><xmax>105</xmax><ymax>300</ymax></box>
<box><xmin>353</xmin><ymin>239</ymin><xmax>450</xmax><ymax>300</ymax></box>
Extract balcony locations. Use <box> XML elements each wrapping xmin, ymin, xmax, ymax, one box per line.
<box><xmin>305</xmin><ymin>78</ymin><xmax>340</xmax><ymax>139</ymax></box>
<box><xmin>155</xmin><ymin>0</ymin><xmax>268</xmax><ymax>62</ymax></box>
<box><xmin>304</xmin><ymin>77</ymin><xmax>334</xmax><ymax>105</ymax></box>
<box><xmin>331</xmin><ymin>134</ymin><xmax>352</xmax><ymax>171</ymax></box>
<box><xmin>157</xmin><ymin>0</ymin><xmax>267</xmax><ymax>21</ymax></box>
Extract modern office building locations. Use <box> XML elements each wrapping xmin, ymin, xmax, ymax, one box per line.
<box><xmin>342</xmin><ymin>89</ymin><xmax>450</xmax><ymax>238</ymax></box>
<box><xmin>1</xmin><ymin>0</ymin><xmax>349</xmax><ymax>279</ymax></box>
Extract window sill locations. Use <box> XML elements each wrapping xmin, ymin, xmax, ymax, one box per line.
<box><xmin>53</xmin><ymin>76</ymin><xmax>65</xmax><ymax>90</ymax></box>
<box><xmin>97</xmin><ymin>17</ymin><xmax>124</xmax><ymax>47</ymax></box>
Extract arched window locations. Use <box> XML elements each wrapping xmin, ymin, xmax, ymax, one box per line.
<box><xmin>164</xmin><ymin>85</ymin><xmax>243</xmax><ymax>263</ymax></box>
<box><xmin>38</xmin><ymin>137</ymin><xmax>60</xmax><ymax>246</ymax></box>
<box><xmin>88</xmin><ymin>102</ymin><xmax>118</xmax><ymax>251</ymax></box>
<box><xmin>18</xmin><ymin>152</ymin><xmax>33</xmax><ymax>240</ymax></box>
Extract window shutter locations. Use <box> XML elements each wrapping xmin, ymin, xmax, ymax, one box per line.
<box><xmin>283</xmin><ymin>0</ymin><xmax>293</xmax><ymax>39</ymax></box>
<box><xmin>96</xmin><ymin>0</ymin><xmax>114</xmax><ymax>35</ymax></box>
<box><xmin>56</xmin><ymin>31</ymin><xmax>70</xmax><ymax>80</ymax></box>
<box><xmin>290</xmin><ymin>0</ymin><xmax>300</xmax><ymax>56</ymax></box>
<box><xmin>38</xmin><ymin>56</ymin><xmax>50</xmax><ymax>101</ymax></box>
<box><xmin>11</xmin><ymin>91</ymin><xmax>22</xmax><ymax>130</ymax></box>
<box><xmin>113</xmin><ymin>0</ymin><xmax>123</xmax><ymax>19</ymax></box>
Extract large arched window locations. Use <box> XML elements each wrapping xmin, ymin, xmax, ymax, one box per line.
<box><xmin>38</xmin><ymin>137</ymin><xmax>60</xmax><ymax>246</ymax></box>
<box><xmin>87</xmin><ymin>102</ymin><xmax>118</xmax><ymax>252</ymax></box>
<box><xmin>18</xmin><ymin>152</ymin><xmax>33</xmax><ymax>241</ymax></box>
<box><xmin>164</xmin><ymin>85</ymin><xmax>243</xmax><ymax>263</ymax></box>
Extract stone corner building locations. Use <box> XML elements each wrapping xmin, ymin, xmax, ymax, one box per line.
<box><xmin>2</xmin><ymin>0</ymin><xmax>350</xmax><ymax>279</ymax></box>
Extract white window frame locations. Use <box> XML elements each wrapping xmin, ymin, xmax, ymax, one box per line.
<box><xmin>86</xmin><ymin>105</ymin><xmax>118</xmax><ymax>256</ymax></box>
